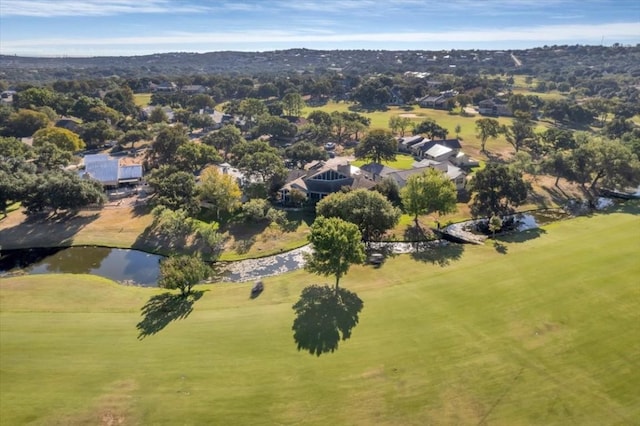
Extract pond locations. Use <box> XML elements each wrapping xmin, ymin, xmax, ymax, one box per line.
<box><xmin>0</xmin><ymin>247</ymin><xmax>163</xmax><ymax>286</ymax></box>
<box><xmin>0</xmin><ymin>246</ymin><xmax>314</xmax><ymax>285</ymax></box>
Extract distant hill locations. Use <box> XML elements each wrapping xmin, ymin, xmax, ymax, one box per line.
<box><xmin>1</xmin><ymin>45</ymin><xmax>639</xmax><ymax>83</ymax></box>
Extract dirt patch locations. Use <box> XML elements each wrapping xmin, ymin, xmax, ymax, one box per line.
<box><xmin>398</xmin><ymin>113</ymin><xmax>418</xmax><ymax>118</ymax></box>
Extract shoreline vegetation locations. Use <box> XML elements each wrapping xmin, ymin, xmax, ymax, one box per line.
<box><xmin>0</xmin><ymin>168</ymin><xmax>595</xmax><ymax>261</ymax></box>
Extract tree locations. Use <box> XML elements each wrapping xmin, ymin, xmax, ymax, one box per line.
<box><xmin>307</xmin><ymin>110</ymin><xmax>333</xmax><ymax>127</ymax></box>
<box><xmin>71</xmin><ymin>96</ymin><xmax>105</xmax><ymax>121</ymax></box>
<box><xmin>373</xmin><ymin>176</ymin><xmax>401</xmax><ymax>206</ymax></box>
<box><xmin>150</xmin><ymin>125</ymin><xmax>189</xmax><ymax>165</ymax></box>
<box><xmin>503</xmin><ymin>113</ymin><xmax>536</xmax><ymax>153</ymax></box>
<box><xmin>239</xmin><ymin>98</ymin><xmax>267</xmax><ymax>123</ymax></box>
<box><xmin>454</xmin><ymin>124</ymin><xmax>462</xmax><ymax>138</ymax></box>
<box><xmin>507</xmin><ymin>93</ymin><xmax>531</xmax><ymax>116</ymax></box>
<box><xmin>566</xmin><ymin>137</ymin><xmax>640</xmax><ymax>193</ymax></box>
<box><xmin>34</xmin><ymin>142</ymin><xmax>73</xmax><ymax>170</ymax></box>
<box><xmin>488</xmin><ymin>214</ymin><xmax>503</xmax><ymax>238</ymax></box>
<box><xmin>0</xmin><ymin>136</ymin><xmax>33</xmax><ymax>159</ymax></box>
<box><xmin>81</xmin><ymin>120</ymin><xmax>119</xmax><ymax>149</ymax></box>
<box><xmin>304</xmin><ymin>217</ymin><xmax>365</xmax><ymax>291</ymax></box>
<box><xmin>539</xmin><ymin>128</ymin><xmax>576</xmax><ymax>154</ymax></box>
<box><xmin>389</xmin><ymin>116</ymin><xmax>412</xmax><ymax>136</ymax></box>
<box><xmin>103</xmin><ymin>86</ymin><xmax>138</xmax><ymax>117</ymax></box>
<box><xmin>316</xmin><ymin>189</ymin><xmax>401</xmax><ymax>241</ymax></box>
<box><xmin>158</xmin><ymin>255</ymin><xmax>210</xmax><ymax>297</ymax></box>
<box><xmin>187</xmin><ymin>94</ymin><xmax>215</xmax><ymax>112</ymax></box>
<box><xmin>174</xmin><ymin>142</ymin><xmax>221</xmax><ymax>172</ymax></box>
<box><xmin>5</xmin><ymin>109</ymin><xmax>50</xmax><ymax>137</ymax></box>
<box><xmin>147</xmin><ymin>166</ymin><xmax>200</xmax><ymax>214</ymax></box>
<box><xmin>542</xmin><ymin>150</ymin><xmax>571</xmax><ymax>187</ymax></box>
<box><xmin>414</xmin><ymin>118</ymin><xmax>448</xmax><ymax>140</ymax></box>
<box><xmin>233</xmin><ymin>141</ymin><xmax>286</xmax><ymax>185</ymax></box>
<box><xmin>469</xmin><ymin>163</ymin><xmax>530</xmax><ymax>218</ymax></box>
<box><xmin>14</xmin><ymin>87</ymin><xmax>59</xmax><ymax>110</ymax></box>
<box><xmin>22</xmin><ymin>171</ymin><xmax>105</xmax><ymax>215</ymax></box>
<box><xmin>285</xmin><ymin>141</ymin><xmax>328</xmax><ymax>168</ymax></box>
<box><xmin>355</xmin><ymin>129</ymin><xmax>397</xmax><ymax>164</ymax></box>
<box><xmin>253</xmin><ymin>115</ymin><xmax>297</xmax><ymax>141</ymax></box>
<box><xmin>199</xmin><ymin>165</ymin><xmax>242</xmax><ymax>219</ymax></box>
<box><xmin>282</xmin><ymin>92</ymin><xmax>305</xmax><ymax>117</ymax></box>
<box><xmin>188</xmin><ymin>113</ymin><xmax>214</xmax><ymax>131</ymax></box>
<box><xmin>201</xmin><ymin>124</ymin><xmax>245</xmax><ymax>160</ymax></box>
<box><xmin>400</xmin><ymin>168</ymin><xmax>457</xmax><ymax>227</ymax></box>
<box><xmin>148</xmin><ymin>106</ymin><xmax>169</xmax><ymax>124</ymax></box>
<box><xmin>120</xmin><ymin>129</ymin><xmax>150</xmax><ymax>149</ymax></box>
<box><xmin>0</xmin><ymin>157</ymin><xmax>36</xmax><ymax>217</ymax></box>
<box><xmin>475</xmin><ymin>118</ymin><xmax>500</xmax><ymax>153</ymax></box>
<box><xmin>33</xmin><ymin>127</ymin><xmax>85</xmax><ymax>152</ymax></box>
<box><xmin>86</xmin><ymin>105</ymin><xmax>121</xmax><ymax>124</ymax></box>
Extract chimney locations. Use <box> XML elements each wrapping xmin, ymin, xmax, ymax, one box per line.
<box><xmin>337</xmin><ymin>162</ymin><xmax>351</xmax><ymax>178</ymax></box>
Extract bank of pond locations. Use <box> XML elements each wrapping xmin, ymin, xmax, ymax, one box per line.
<box><xmin>0</xmin><ymin>203</ymin><xmax>622</xmax><ymax>286</ymax></box>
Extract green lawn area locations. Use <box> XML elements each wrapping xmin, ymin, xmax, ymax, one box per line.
<box><xmin>2</xmin><ymin>202</ymin><xmax>639</xmax><ymax>425</ymax></box>
<box><xmin>351</xmin><ymin>153</ymin><xmax>415</xmax><ymax>170</ymax></box>
<box><xmin>133</xmin><ymin>93</ymin><xmax>152</xmax><ymax>107</ymax></box>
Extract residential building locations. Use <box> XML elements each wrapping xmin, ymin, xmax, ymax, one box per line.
<box><xmin>81</xmin><ymin>154</ymin><xmax>143</xmax><ymax>188</ymax></box>
<box><xmin>279</xmin><ymin>159</ymin><xmax>375</xmax><ymax>203</ymax></box>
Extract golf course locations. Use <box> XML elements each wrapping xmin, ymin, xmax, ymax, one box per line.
<box><xmin>1</xmin><ymin>202</ymin><xmax>639</xmax><ymax>425</ymax></box>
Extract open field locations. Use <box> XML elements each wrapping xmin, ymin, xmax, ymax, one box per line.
<box><xmin>1</xmin><ymin>203</ymin><xmax>639</xmax><ymax>425</ymax></box>
<box><xmin>133</xmin><ymin>93</ymin><xmax>152</xmax><ymax>107</ymax></box>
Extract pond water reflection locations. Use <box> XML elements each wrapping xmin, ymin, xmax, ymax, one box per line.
<box><xmin>0</xmin><ymin>247</ymin><xmax>163</xmax><ymax>286</ymax></box>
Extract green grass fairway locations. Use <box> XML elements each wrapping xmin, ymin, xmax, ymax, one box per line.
<box><xmin>1</xmin><ymin>203</ymin><xmax>639</xmax><ymax>425</ymax></box>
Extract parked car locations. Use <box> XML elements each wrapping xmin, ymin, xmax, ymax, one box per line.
<box><xmin>324</xmin><ymin>142</ymin><xmax>336</xmax><ymax>151</ymax></box>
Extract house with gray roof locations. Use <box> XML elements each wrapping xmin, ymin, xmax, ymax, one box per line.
<box><xmin>279</xmin><ymin>159</ymin><xmax>376</xmax><ymax>204</ymax></box>
<box><xmin>361</xmin><ymin>158</ymin><xmax>467</xmax><ymax>191</ymax></box>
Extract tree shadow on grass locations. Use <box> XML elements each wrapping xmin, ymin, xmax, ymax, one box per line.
<box><xmin>292</xmin><ymin>285</ymin><xmax>364</xmax><ymax>356</ymax></box>
<box><xmin>403</xmin><ymin>223</ymin><xmax>436</xmax><ymax>242</ymax></box>
<box><xmin>0</xmin><ymin>212</ymin><xmax>100</xmax><ymax>249</ymax></box>
<box><xmin>136</xmin><ymin>290</ymin><xmax>206</xmax><ymax>339</ymax></box>
<box><xmin>493</xmin><ymin>240</ymin><xmax>508</xmax><ymax>254</ymax></box>
<box><xmin>410</xmin><ymin>241</ymin><xmax>465</xmax><ymax>266</ymax></box>
<box><xmin>499</xmin><ymin>228</ymin><xmax>547</xmax><ymax>244</ymax></box>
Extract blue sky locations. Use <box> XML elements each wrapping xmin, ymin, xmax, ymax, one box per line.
<box><xmin>1</xmin><ymin>0</ymin><xmax>638</xmax><ymax>56</ymax></box>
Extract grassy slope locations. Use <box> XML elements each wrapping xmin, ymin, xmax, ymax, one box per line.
<box><xmin>1</xmin><ymin>203</ymin><xmax>639</xmax><ymax>425</ymax></box>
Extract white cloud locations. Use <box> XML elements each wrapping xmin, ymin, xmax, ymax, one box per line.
<box><xmin>0</xmin><ymin>0</ymin><xmax>209</xmax><ymax>17</ymax></box>
<box><xmin>2</xmin><ymin>22</ymin><xmax>639</xmax><ymax>55</ymax></box>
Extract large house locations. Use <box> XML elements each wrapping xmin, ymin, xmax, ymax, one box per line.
<box><xmin>360</xmin><ymin>159</ymin><xmax>467</xmax><ymax>192</ymax></box>
<box><xmin>478</xmin><ymin>98</ymin><xmax>512</xmax><ymax>116</ymax></box>
<box><xmin>81</xmin><ymin>154</ymin><xmax>143</xmax><ymax>188</ymax></box>
<box><xmin>279</xmin><ymin>159</ymin><xmax>376</xmax><ymax>203</ymax></box>
<box><xmin>408</xmin><ymin>138</ymin><xmax>478</xmax><ymax>168</ymax></box>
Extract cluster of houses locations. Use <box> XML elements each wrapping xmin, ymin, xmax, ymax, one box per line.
<box><xmin>279</xmin><ymin>136</ymin><xmax>477</xmax><ymax>204</ymax></box>
<box><xmin>78</xmin><ymin>130</ymin><xmax>476</xmax><ymax>209</ymax></box>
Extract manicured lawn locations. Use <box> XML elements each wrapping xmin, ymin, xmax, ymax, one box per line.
<box><xmin>133</xmin><ymin>93</ymin><xmax>152</xmax><ymax>107</ymax></box>
<box><xmin>2</xmin><ymin>203</ymin><xmax>639</xmax><ymax>425</ymax></box>
<box><xmin>351</xmin><ymin>153</ymin><xmax>415</xmax><ymax>170</ymax></box>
